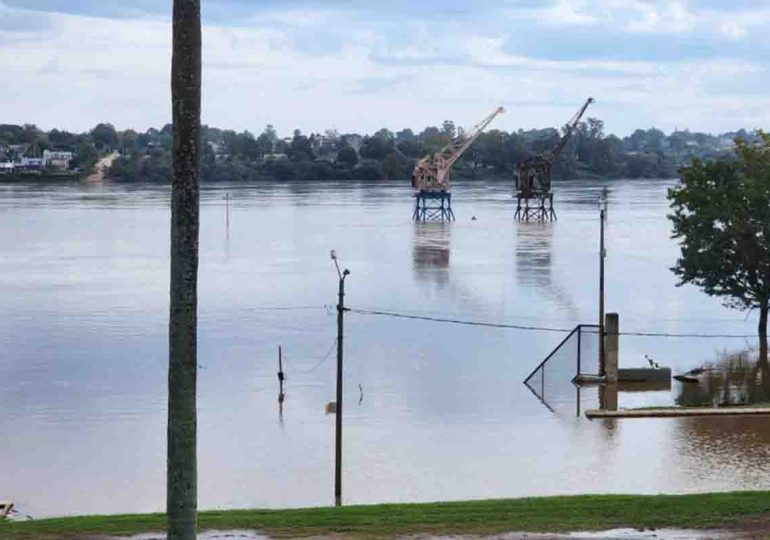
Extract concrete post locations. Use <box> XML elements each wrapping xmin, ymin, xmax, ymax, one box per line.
<box><xmin>605</xmin><ymin>313</ymin><xmax>619</xmax><ymax>384</ymax></box>
<box><xmin>600</xmin><ymin>383</ymin><xmax>619</xmax><ymax>411</ymax></box>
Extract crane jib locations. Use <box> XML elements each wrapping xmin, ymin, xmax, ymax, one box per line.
<box><xmin>411</xmin><ymin>106</ymin><xmax>505</xmax><ymax>193</ymax></box>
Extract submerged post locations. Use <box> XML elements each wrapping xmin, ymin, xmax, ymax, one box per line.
<box><xmin>605</xmin><ymin>313</ymin><xmax>619</xmax><ymax>384</ymax></box>
<box><xmin>277</xmin><ymin>345</ymin><xmax>285</xmax><ymax>400</ymax></box>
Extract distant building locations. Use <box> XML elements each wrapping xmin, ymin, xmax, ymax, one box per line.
<box><xmin>19</xmin><ymin>157</ymin><xmax>43</xmax><ymax>169</ymax></box>
<box><xmin>0</xmin><ymin>162</ymin><xmax>14</xmax><ymax>174</ymax></box>
<box><xmin>43</xmin><ymin>150</ymin><xmax>73</xmax><ymax>170</ymax></box>
<box><xmin>8</xmin><ymin>144</ymin><xmax>30</xmax><ymax>155</ymax></box>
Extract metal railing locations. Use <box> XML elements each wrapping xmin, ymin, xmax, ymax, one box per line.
<box><xmin>523</xmin><ymin>324</ymin><xmax>601</xmax><ymax>414</ymax></box>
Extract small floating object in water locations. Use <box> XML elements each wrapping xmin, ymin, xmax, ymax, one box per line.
<box><xmin>674</xmin><ymin>374</ymin><xmax>699</xmax><ymax>384</ymax></box>
<box><xmin>471</xmin><ymin>215</ymin><xmax>477</xmax><ymax>221</ymax></box>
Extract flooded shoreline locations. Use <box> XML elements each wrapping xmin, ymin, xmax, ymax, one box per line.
<box><xmin>1</xmin><ymin>178</ymin><xmax>768</xmax><ymax>518</ymax></box>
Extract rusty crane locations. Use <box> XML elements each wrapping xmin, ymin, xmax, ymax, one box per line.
<box><xmin>411</xmin><ymin>106</ymin><xmax>505</xmax><ymax>221</ymax></box>
<box><xmin>514</xmin><ymin>97</ymin><xmax>594</xmax><ymax>221</ymax></box>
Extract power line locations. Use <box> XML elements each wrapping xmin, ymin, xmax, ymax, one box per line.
<box><xmin>349</xmin><ymin>308</ymin><xmax>573</xmax><ymax>333</ymax></box>
<box><xmin>283</xmin><ymin>338</ymin><xmax>338</xmax><ymax>375</ymax></box>
<box><xmin>348</xmin><ymin>308</ymin><xmax>758</xmax><ymax>339</ymax></box>
<box><xmin>251</xmin><ymin>305</ymin><xmax>327</xmax><ymax>312</ymax></box>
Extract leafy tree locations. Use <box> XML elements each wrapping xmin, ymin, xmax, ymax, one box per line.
<box><xmin>337</xmin><ymin>146</ymin><xmax>358</xmax><ymax>168</ymax></box>
<box><xmin>49</xmin><ymin>129</ymin><xmax>78</xmax><ymax>148</ymax></box>
<box><xmin>669</xmin><ymin>133</ymin><xmax>770</xmax><ymax>353</ymax></box>
<box><xmin>288</xmin><ymin>129</ymin><xmax>313</xmax><ymax>161</ymax></box>
<box><xmin>255</xmin><ymin>132</ymin><xmax>274</xmax><ymax>156</ymax></box>
<box><xmin>168</xmin><ymin>0</ymin><xmax>201</xmax><ymax>538</ymax></box>
<box><xmin>119</xmin><ymin>129</ymin><xmax>140</xmax><ymax>155</ymax></box>
<box><xmin>73</xmin><ymin>142</ymin><xmax>99</xmax><ymax>172</ymax></box>
<box><xmin>359</xmin><ymin>133</ymin><xmax>393</xmax><ymax>161</ymax></box>
<box><xmin>91</xmin><ymin>123</ymin><xmax>119</xmax><ymax>150</ymax></box>
<box><xmin>383</xmin><ymin>151</ymin><xmax>402</xmax><ymax>179</ymax></box>
<box><xmin>441</xmin><ymin>120</ymin><xmax>456</xmax><ymax>139</ymax></box>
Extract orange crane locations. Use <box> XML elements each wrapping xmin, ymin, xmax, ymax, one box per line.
<box><xmin>412</xmin><ymin>106</ymin><xmax>505</xmax><ymax>221</ymax></box>
<box><xmin>412</xmin><ymin>106</ymin><xmax>505</xmax><ymax>192</ymax></box>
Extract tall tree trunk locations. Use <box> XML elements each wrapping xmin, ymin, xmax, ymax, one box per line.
<box><xmin>168</xmin><ymin>2</ymin><xmax>201</xmax><ymax>539</ymax></box>
<box><xmin>760</xmin><ymin>298</ymin><xmax>768</xmax><ymax>364</ymax></box>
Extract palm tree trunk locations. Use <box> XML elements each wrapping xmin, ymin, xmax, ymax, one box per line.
<box><xmin>760</xmin><ymin>298</ymin><xmax>768</xmax><ymax>363</ymax></box>
<box><xmin>168</xmin><ymin>1</ymin><xmax>201</xmax><ymax>539</ymax></box>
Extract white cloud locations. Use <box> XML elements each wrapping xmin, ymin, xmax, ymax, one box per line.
<box><xmin>719</xmin><ymin>21</ymin><xmax>747</xmax><ymax>40</ymax></box>
<box><xmin>624</xmin><ymin>1</ymin><xmax>695</xmax><ymax>34</ymax></box>
<box><xmin>0</xmin><ymin>1</ymin><xmax>768</xmax><ymax>136</ymax></box>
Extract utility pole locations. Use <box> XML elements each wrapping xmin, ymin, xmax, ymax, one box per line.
<box><xmin>599</xmin><ymin>190</ymin><xmax>607</xmax><ymax>376</ymax></box>
<box><xmin>331</xmin><ymin>250</ymin><xmax>350</xmax><ymax>507</ymax></box>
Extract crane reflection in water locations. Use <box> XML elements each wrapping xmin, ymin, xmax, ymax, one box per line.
<box><xmin>412</xmin><ymin>222</ymin><xmax>451</xmax><ymax>290</ymax></box>
<box><xmin>515</xmin><ymin>222</ymin><xmax>579</xmax><ymax>320</ymax></box>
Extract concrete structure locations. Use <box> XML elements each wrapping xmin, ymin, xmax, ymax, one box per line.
<box><xmin>587</xmin><ymin>407</ymin><xmax>770</xmax><ymax>419</ymax></box>
<box><xmin>19</xmin><ymin>157</ymin><xmax>43</xmax><ymax>168</ymax></box>
<box><xmin>618</xmin><ymin>367</ymin><xmax>672</xmax><ymax>383</ymax></box>
<box><xmin>604</xmin><ymin>312</ymin><xmax>619</xmax><ymax>383</ymax></box>
<box><xmin>43</xmin><ymin>150</ymin><xmax>73</xmax><ymax>170</ymax></box>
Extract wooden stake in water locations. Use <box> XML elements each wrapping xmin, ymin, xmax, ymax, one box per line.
<box><xmin>225</xmin><ymin>192</ymin><xmax>230</xmax><ymax>228</ymax></box>
<box><xmin>277</xmin><ymin>345</ymin><xmax>285</xmax><ymax>401</ymax></box>
<box><xmin>278</xmin><ymin>345</ymin><xmax>285</xmax><ymax>424</ymax></box>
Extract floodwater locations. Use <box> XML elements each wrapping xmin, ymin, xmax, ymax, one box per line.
<box><xmin>1</xmin><ymin>178</ymin><xmax>768</xmax><ymax>519</ymax></box>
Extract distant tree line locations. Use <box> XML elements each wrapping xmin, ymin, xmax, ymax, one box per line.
<box><xmin>0</xmin><ymin>120</ymin><xmax>755</xmax><ymax>182</ymax></box>
<box><xmin>0</xmin><ymin>123</ymin><xmax>112</xmax><ymax>172</ymax></box>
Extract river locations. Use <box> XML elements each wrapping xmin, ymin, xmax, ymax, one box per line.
<box><xmin>1</xmin><ymin>178</ymin><xmax>768</xmax><ymax>518</ymax></box>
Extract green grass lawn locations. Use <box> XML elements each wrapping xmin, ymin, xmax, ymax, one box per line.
<box><xmin>2</xmin><ymin>491</ymin><xmax>769</xmax><ymax>539</ymax></box>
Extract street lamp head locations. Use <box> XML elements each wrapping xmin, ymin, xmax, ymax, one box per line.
<box><xmin>330</xmin><ymin>250</ymin><xmax>337</xmax><ymax>261</ymax></box>
<box><xmin>343</xmin><ymin>269</ymin><xmax>350</xmax><ymax>277</ymax></box>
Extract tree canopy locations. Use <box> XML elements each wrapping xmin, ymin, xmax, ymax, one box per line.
<box><xmin>668</xmin><ymin>132</ymin><xmax>770</xmax><ymax>342</ymax></box>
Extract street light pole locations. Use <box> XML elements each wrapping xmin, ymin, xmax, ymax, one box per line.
<box><xmin>331</xmin><ymin>251</ymin><xmax>349</xmax><ymax>507</ymax></box>
<box><xmin>599</xmin><ymin>190</ymin><xmax>607</xmax><ymax>376</ymax></box>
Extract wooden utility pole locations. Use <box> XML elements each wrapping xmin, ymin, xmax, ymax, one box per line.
<box><xmin>331</xmin><ymin>251</ymin><xmax>349</xmax><ymax>507</ymax></box>
<box><xmin>167</xmin><ymin>1</ymin><xmax>201</xmax><ymax>539</ymax></box>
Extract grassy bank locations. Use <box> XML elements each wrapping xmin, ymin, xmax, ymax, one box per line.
<box><xmin>2</xmin><ymin>491</ymin><xmax>769</xmax><ymax>539</ymax></box>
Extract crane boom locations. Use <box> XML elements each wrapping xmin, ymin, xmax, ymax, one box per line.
<box><xmin>548</xmin><ymin>97</ymin><xmax>594</xmax><ymax>162</ymax></box>
<box><xmin>514</xmin><ymin>97</ymin><xmax>596</xmax><ymax>208</ymax></box>
<box><xmin>412</xmin><ymin>106</ymin><xmax>505</xmax><ymax>192</ymax></box>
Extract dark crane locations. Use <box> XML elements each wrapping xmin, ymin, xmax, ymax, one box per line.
<box><xmin>514</xmin><ymin>97</ymin><xmax>594</xmax><ymax>221</ymax></box>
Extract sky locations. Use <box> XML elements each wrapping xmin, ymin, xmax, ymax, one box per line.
<box><xmin>0</xmin><ymin>0</ymin><xmax>768</xmax><ymax>137</ymax></box>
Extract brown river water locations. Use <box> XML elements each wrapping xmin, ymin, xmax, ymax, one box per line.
<box><xmin>0</xmin><ymin>178</ymin><xmax>767</xmax><ymax>519</ymax></box>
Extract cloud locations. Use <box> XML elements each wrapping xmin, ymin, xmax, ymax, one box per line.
<box><xmin>0</xmin><ymin>0</ymin><xmax>768</xmax><ymax>136</ymax></box>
